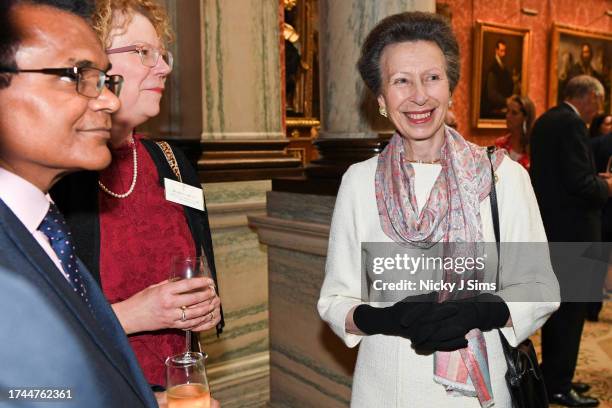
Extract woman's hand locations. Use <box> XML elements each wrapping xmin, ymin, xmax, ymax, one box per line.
<box><xmin>188</xmin><ymin>285</ymin><xmax>222</xmax><ymax>332</ymax></box>
<box><xmin>349</xmin><ymin>292</ymin><xmax>455</xmax><ymax>339</ymax></box>
<box><xmin>111</xmin><ymin>277</ymin><xmax>220</xmax><ymax>335</ymax></box>
<box><xmin>413</xmin><ymin>293</ymin><xmax>510</xmax><ymax>351</ymax></box>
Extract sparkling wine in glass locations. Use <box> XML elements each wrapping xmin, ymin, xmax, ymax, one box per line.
<box><xmin>170</xmin><ymin>255</ymin><xmax>212</xmax><ymax>353</ymax></box>
<box><xmin>166</xmin><ymin>352</ymin><xmax>211</xmax><ymax>408</ymax></box>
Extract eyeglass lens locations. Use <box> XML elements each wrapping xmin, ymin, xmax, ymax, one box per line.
<box><xmin>140</xmin><ymin>46</ymin><xmax>173</xmax><ymax>69</ymax></box>
<box><xmin>77</xmin><ymin>68</ymin><xmax>123</xmax><ymax>97</ymax></box>
<box><xmin>77</xmin><ymin>68</ymin><xmax>104</xmax><ymax>98</ymax></box>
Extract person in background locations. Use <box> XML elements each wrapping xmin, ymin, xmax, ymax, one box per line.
<box><xmin>51</xmin><ymin>0</ymin><xmax>223</xmax><ymax>390</ymax></box>
<box><xmin>530</xmin><ymin>74</ymin><xmax>608</xmax><ymax>407</ymax></box>
<box><xmin>589</xmin><ymin>113</ymin><xmax>612</xmax><ymax>139</ymax></box>
<box><xmin>0</xmin><ymin>0</ymin><xmax>158</xmax><ymax>406</ymax></box>
<box><xmin>318</xmin><ymin>11</ymin><xmax>559</xmax><ymax>407</ymax></box>
<box><xmin>588</xmin><ymin>113</ymin><xmax>612</xmax><ymax>322</ymax></box>
<box><xmin>495</xmin><ymin>94</ymin><xmax>535</xmax><ymax>170</ymax></box>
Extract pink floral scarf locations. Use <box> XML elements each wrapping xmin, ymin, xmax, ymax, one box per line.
<box><xmin>375</xmin><ymin>126</ymin><xmax>505</xmax><ymax>407</ymax></box>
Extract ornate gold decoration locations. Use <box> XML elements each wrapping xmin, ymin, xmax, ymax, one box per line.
<box><xmin>284</xmin><ymin>0</ymin><xmax>297</xmax><ymax>11</ymax></box>
<box><xmin>286</xmin><ymin>117</ymin><xmax>320</xmax><ymax>128</ymax></box>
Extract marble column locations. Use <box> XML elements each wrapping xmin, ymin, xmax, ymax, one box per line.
<box><xmin>196</xmin><ymin>2</ymin><xmax>287</xmax><ymax>407</ymax></box>
<box><xmin>201</xmin><ymin>0</ymin><xmax>283</xmax><ymax>140</ymax></box>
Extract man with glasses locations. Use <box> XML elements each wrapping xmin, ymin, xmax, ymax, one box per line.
<box><xmin>0</xmin><ymin>1</ymin><xmax>157</xmax><ymax>406</ymax></box>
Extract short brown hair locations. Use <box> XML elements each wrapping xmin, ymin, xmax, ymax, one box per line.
<box><xmin>92</xmin><ymin>0</ymin><xmax>172</xmax><ymax>48</ymax></box>
<box><xmin>357</xmin><ymin>11</ymin><xmax>460</xmax><ymax>96</ymax></box>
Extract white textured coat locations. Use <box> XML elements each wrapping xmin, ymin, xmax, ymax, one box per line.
<box><xmin>318</xmin><ymin>155</ymin><xmax>560</xmax><ymax>408</ymax></box>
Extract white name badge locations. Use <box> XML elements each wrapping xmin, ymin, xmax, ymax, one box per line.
<box><xmin>164</xmin><ymin>178</ymin><xmax>205</xmax><ymax>212</ymax></box>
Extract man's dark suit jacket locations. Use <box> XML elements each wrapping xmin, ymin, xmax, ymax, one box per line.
<box><xmin>0</xmin><ymin>200</ymin><xmax>157</xmax><ymax>407</ymax></box>
<box><xmin>483</xmin><ymin>60</ymin><xmax>514</xmax><ymax>117</ymax></box>
<box><xmin>530</xmin><ymin>103</ymin><xmax>608</xmax><ymax>242</ymax></box>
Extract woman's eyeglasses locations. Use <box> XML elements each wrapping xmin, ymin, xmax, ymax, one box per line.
<box><xmin>0</xmin><ymin>66</ymin><xmax>124</xmax><ymax>98</ymax></box>
<box><xmin>106</xmin><ymin>43</ymin><xmax>173</xmax><ymax>70</ymax></box>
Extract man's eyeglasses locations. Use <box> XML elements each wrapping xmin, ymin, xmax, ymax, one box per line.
<box><xmin>0</xmin><ymin>66</ymin><xmax>124</xmax><ymax>98</ymax></box>
<box><xmin>106</xmin><ymin>43</ymin><xmax>173</xmax><ymax>70</ymax></box>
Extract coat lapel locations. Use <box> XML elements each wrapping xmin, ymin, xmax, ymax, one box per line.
<box><xmin>0</xmin><ymin>201</ymin><xmax>155</xmax><ymax>407</ymax></box>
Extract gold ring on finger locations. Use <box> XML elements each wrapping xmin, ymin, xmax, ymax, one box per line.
<box><xmin>181</xmin><ymin>308</ymin><xmax>186</xmax><ymax>322</ymax></box>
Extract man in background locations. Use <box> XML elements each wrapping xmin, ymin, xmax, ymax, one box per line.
<box><xmin>530</xmin><ymin>75</ymin><xmax>607</xmax><ymax>408</ymax></box>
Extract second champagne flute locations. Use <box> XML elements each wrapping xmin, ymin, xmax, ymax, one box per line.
<box><xmin>170</xmin><ymin>256</ymin><xmax>212</xmax><ymax>355</ymax></box>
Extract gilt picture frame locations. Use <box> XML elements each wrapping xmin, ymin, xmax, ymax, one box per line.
<box><xmin>549</xmin><ymin>23</ymin><xmax>612</xmax><ymax>113</ymax></box>
<box><xmin>472</xmin><ymin>21</ymin><xmax>531</xmax><ymax>129</ymax></box>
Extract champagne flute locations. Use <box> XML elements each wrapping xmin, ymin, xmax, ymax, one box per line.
<box><xmin>170</xmin><ymin>255</ymin><xmax>213</xmax><ymax>354</ymax></box>
<box><xmin>166</xmin><ymin>351</ymin><xmax>211</xmax><ymax>408</ymax></box>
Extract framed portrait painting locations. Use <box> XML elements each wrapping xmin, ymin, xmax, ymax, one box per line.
<box><xmin>472</xmin><ymin>21</ymin><xmax>531</xmax><ymax>129</ymax></box>
<box><xmin>549</xmin><ymin>23</ymin><xmax>612</xmax><ymax>113</ymax></box>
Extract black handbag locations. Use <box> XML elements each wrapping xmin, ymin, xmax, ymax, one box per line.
<box><xmin>486</xmin><ymin>146</ymin><xmax>549</xmax><ymax>408</ymax></box>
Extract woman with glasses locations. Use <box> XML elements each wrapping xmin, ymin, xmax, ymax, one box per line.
<box><xmin>51</xmin><ymin>0</ymin><xmax>223</xmax><ymax>390</ymax></box>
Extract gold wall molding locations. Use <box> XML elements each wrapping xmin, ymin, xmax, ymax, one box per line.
<box><xmin>286</xmin><ymin>117</ymin><xmax>321</xmax><ymax>128</ymax></box>
<box><xmin>201</xmin><ymin>132</ymin><xmax>286</xmax><ymax>139</ymax></box>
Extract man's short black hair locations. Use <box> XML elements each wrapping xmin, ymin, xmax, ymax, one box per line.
<box><xmin>25</xmin><ymin>0</ymin><xmax>94</xmax><ymax>17</ymax></box>
<box><xmin>0</xmin><ymin>0</ymin><xmax>95</xmax><ymax>88</ymax></box>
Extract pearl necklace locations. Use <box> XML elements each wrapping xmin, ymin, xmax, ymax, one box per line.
<box><xmin>98</xmin><ymin>139</ymin><xmax>138</xmax><ymax>198</ymax></box>
<box><xmin>406</xmin><ymin>158</ymin><xmax>441</xmax><ymax>164</ymax></box>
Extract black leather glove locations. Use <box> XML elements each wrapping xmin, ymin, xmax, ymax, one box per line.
<box><xmin>413</xmin><ymin>293</ymin><xmax>510</xmax><ymax>352</ymax></box>
<box><xmin>353</xmin><ymin>292</ymin><xmax>456</xmax><ymax>339</ymax></box>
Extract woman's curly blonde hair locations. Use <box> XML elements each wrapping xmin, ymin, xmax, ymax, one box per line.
<box><xmin>92</xmin><ymin>0</ymin><xmax>173</xmax><ymax>48</ymax></box>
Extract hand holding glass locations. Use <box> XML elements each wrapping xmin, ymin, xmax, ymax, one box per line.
<box><xmin>170</xmin><ymin>256</ymin><xmax>214</xmax><ymax>353</ymax></box>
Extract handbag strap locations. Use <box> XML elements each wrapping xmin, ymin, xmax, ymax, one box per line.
<box><xmin>487</xmin><ymin>147</ymin><xmax>519</xmax><ymax>359</ymax></box>
<box><xmin>155</xmin><ymin>141</ymin><xmax>182</xmax><ymax>183</ymax></box>
<box><xmin>486</xmin><ymin>146</ymin><xmax>501</xmax><ymax>289</ymax></box>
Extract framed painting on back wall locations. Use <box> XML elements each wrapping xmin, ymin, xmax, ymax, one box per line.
<box><xmin>549</xmin><ymin>23</ymin><xmax>612</xmax><ymax>114</ymax></box>
<box><xmin>472</xmin><ymin>21</ymin><xmax>531</xmax><ymax>129</ymax></box>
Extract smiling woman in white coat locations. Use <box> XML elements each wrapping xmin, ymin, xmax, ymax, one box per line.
<box><xmin>317</xmin><ymin>11</ymin><xmax>560</xmax><ymax>408</ymax></box>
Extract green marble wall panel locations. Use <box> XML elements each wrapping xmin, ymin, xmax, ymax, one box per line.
<box><xmin>268</xmin><ymin>246</ymin><xmax>358</xmax><ymax>407</ymax></box>
<box><xmin>201</xmin><ymin>0</ymin><xmax>282</xmax><ymax>139</ymax></box>
<box><xmin>198</xmin><ymin>180</ymin><xmax>271</xmax><ymax>402</ymax></box>
<box><xmin>200</xmin><ymin>224</ymin><xmax>268</xmax><ymax>362</ymax></box>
